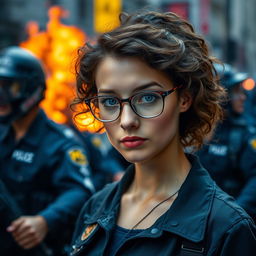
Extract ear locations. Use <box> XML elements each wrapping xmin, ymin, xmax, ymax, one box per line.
<box><xmin>179</xmin><ymin>91</ymin><xmax>192</xmax><ymax>113</ymax></box>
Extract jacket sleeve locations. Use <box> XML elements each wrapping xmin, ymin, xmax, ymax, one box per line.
<box><xmin>237</xmin><ymin>136</ymin><xmax>256</xmax><ymax>216</ymax></box>
<box><xmin>39</xmin><ymin>145</ymin><xmax>94</xmax><ymax>233</ymax></box>
<box><xmin>219</xmin><ymin>218</ymin><xmax>256</xmax><ymax>255</ymax></box>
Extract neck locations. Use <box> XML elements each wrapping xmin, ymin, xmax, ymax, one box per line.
<box><xmin>12</xmin><ymin>107</ymin><xmax>39</xmax><ymax>141</ymax></box>
<box><xmin>129</xmin><ymin>135</ymin><xmax>191</xmax><ymax>200</ymax></box>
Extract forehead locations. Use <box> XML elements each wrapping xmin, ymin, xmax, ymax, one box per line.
<box><xmin>95</xmin><ymin>56</ymin><xmax>173</xmax><ymax>92</ymax></box>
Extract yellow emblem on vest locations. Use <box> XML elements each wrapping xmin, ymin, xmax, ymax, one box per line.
<box><xmin>250</xmin><ymin>138</ymin><xmax>256</xmax><ymax>150</ymax></box>
<box><xmin>92</xmin><ymin>136</ymin><xmax>102</xmax><ymax>148</ymax></box>
<box><xmin>81</xmin><ymin>223</ymin><xmax>98</xmax><ymax>241</ymax></box>
<box><xmin>68</xmin><ymin>148</ymin><xmax>87</xmax><ymax>166</ymax></box>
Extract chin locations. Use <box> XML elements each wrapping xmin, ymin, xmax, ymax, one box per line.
<box><xmin>119</xmin><ymin>152</ymin><xmax>142</xmax><ymax>163</ymax></box>
<box><xmin>120</xmin><ymin>149</ymin><xmax>155</xmax><ymax>164</ymax></box>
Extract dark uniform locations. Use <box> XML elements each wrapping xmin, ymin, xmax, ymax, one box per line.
<box><xmin>0</xmin><ymin>110</ymin><xmax>94</xmax><ymax>255</ymax></box>
<box><xmin>197</xmin><ymin>63</ymin><xmax>256</xmax><ymax>220</ymax></box>
<box><xmin>70</xmin><ymin>155</ymin><xmax>256</xmax><ymax>256</ymax></box>
<box><xmin>198</xmin><ymin>115</ymin><xmax>256</xmax><ymax>219</ymax></box>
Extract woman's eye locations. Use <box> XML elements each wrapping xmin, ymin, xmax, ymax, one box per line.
<box><xmin>101</xmin><ymin>98</ymin><xmax>118</xmax><ymax>107</ymax></box>
<box><xmin>140</xmin><ymin>94</ymin><xmax>156</xmax><ymax>103</ymax></box>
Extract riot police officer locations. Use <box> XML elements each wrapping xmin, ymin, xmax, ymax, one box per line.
<box><xmin>198</xmin><ymin>63</ymin><xmax>256</xmax><ymax>221</ymax></box>
<box><xmin>0</xmin><ymin>46</ymin><xmax>94</xmax><ymax>255</ymax></box>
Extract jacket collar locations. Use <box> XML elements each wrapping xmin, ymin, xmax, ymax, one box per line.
<box><xmin>86</xmin><ymin>154</ymin><xmax>215</xmax><ymax>242</ymax></box>
<box><xmin>160</xmin><ymin>154</ymin><xmax>215</xmax><ymax>242</ymax></box>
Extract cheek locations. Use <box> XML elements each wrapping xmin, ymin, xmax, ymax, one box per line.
<box><xmin>145</xmin><ymin>102</ymin><xmax>180</xmax><ymax>143</ymax></box>
<box><xmin>103</xmin><ymin>123</ymin><xmax>118</xmax><ymax>146</ymax></box>
<box><xmin>157</xmin><ymin>100</ymin><xmax>180</xmax><ymax>128</ymax></box>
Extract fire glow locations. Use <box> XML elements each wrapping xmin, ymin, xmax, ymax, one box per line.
<box><xmin>20</xmin><ymin>6</ymin><xmax>103</xmax><ymax>132</ymax></box>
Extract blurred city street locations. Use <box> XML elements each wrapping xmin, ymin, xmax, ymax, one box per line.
<box><xmin>0</xmin><ymin>0</ymin><xmax>255</xmax><ymax>126</ymax></box>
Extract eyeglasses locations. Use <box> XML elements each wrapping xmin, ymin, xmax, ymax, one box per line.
<box><xmin>84</xmin><ymin>86</ymin><xmax>180</xmax><ymax>123</ymax></box>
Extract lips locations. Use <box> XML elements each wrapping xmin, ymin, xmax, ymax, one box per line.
<box><xmin>120</xmin><ymin>136</ymin><xmax>147</xmax><ymax>148</ymax></box>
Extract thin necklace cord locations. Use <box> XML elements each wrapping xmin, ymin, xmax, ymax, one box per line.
<box><xmin>131</xmin><ymin>189</ymin><xmax>179</xmax><ymax>230</ymax></box>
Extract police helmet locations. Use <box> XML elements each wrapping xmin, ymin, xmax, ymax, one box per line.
<box><xmin>0</xmin><ymin>46</ymin><xmax>46</xmax><ymax>124</ymax></box>
<box><xmin>214</xmin><ymin>63</ymin><xmax>248</xmax><ymax>90</ymax></box>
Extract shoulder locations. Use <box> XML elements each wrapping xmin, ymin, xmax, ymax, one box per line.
<box><xmin>79</xmin><ymin>181</ymin><xmax>119</xmax><ymax>218</ymax></box>
<box><xmin>210</xmin><ymin>186</ymin><xmax>252</xmax><ymax>230</ymax></box>
<box><xmin>205</xmin><ymin>187</ymin><xmax>256</xmax><ymax>252</ymax></box>
<box><xmin>41</xmin><ymin>118</ymin><xmax>89</xmax><ymax>161</ymax></box>
<box><xmin>36</xmin><ymin>110</ymin><xmax>78</xmax><ymax>142</ymax></box>
<box><xmin>43</xmin><ymin>118</ymin><xmax>85</xmax><ymax>149</ymax></box>
<box><xmin>45</xmin><ymin>118</ymin><xmax>77</xmax><ymax>140</ymax></box>
<box><xmin>85</xmin><ymin>181</ymin><xmax>119</xmax><ymax>209</ymax></box>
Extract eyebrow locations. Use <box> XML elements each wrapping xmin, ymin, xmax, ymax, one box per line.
<box><xmin>98</xmin><ymin>82</ymin><xmax>164</xmax><ymax>94</ymax></box>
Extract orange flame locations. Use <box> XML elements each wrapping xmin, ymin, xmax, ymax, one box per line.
<box><xmin>20</xmin><ymin>6</ymin><xmax>103</xmax><ymax>132</ymax></box>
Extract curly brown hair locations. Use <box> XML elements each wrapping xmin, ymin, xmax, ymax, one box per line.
<box><xmin>73</xmin><ymin>11</ymin><xmax>226</xmax><ymax>149</ymax></box>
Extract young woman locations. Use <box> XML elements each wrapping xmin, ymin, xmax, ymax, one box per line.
<box><xmin>70</xmin><ymin>11</ymin><xmax>256</xmax><ymax>256</ymax></box>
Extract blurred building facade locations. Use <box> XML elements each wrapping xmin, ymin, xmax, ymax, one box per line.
<box><xmin>208</xmin><ymin>0</ymin><xmax>256</xmax><ymax>76</ymax></box>
<box><xmin>0</xmin><ymin>0</ymin><xmax>255</xmax><ymax>77</ymax></box>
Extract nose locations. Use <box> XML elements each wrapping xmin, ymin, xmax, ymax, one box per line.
<box><xmin>240</xmin><ymin>92</ymin><xmax>247</xmax><ymax>101</ymax></box>
<box><xmin>120</xmin><ymin>103</ymin><xmax>139</xmax><ymax>130</ymax></box>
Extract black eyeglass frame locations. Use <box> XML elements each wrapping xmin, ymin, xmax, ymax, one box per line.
<box><xmin>84</xmin><ymin>85</ymin><xmax>181</xmax><ymax>123</ymax></box>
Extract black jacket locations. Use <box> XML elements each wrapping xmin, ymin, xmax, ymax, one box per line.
<box><xmin>70</xmin><ymin>155</ymin><xmax>256</xmax><ymax>256</ymax></box>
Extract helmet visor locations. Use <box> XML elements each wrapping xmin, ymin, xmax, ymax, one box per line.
<box><xmin>0</xmin><ymin>78</ymin><xmax>23</xmax><ymax>104</ymax></box>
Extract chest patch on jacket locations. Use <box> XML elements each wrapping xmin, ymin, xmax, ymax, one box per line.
<box><xmin>208</xmin><ymin>145</ymin><xmax>228</xmax><ymax>156</ymax></box>
<box><xmin>12</xmin><ymin>150</ymin><xmax>34</xmax><ymax>163</ymax></box>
